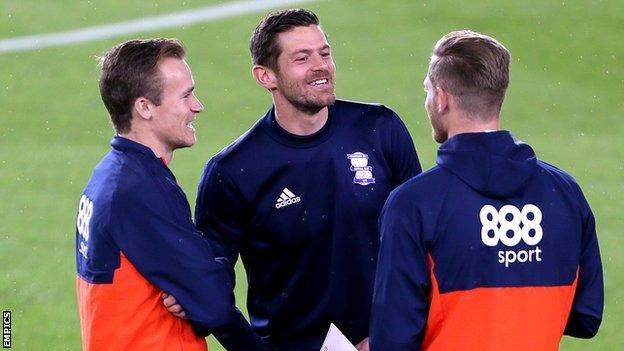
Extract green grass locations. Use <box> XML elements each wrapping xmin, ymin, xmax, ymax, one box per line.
<box><xmin>0</xmin><ymin>0</ymin><xmax>225</xmax><ymax>37</ymax></box>
<box><xmin>0</xmin><ymin>0</ymin><xmax>622</xmax><ymax>349</ymax></box>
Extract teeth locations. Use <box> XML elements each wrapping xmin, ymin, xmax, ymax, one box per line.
<box><xmin>187</xmin><ymin>122</ymin><xmax>195</xmax><ymax>130</ymax></box>
<box><xmin>310</xmin><ymin>79</ymin><xmax>328</xmax><ymax>86</ymax></box>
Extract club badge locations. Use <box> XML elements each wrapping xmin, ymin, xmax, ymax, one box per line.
<box><xmin>347</xmin><ymin>152</ymin><xmax>375</xmax><ymax>186</ymax></box>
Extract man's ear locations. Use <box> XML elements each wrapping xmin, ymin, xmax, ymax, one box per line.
<box><xmin>252</xmin><ymin>65</ymin><xmax>277</xmax><ymax>91</ymax></box>
<box><xmin>133</xmin><ymin>97</ymin><xmax>153</xmax><ymax>121</ymax></box>
<box><xmin>436</xmin><ymin>87</ymin><xmax>450</xmax><ymax>114</ymax></box>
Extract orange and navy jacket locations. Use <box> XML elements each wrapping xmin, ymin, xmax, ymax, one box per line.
<box><xmin>75</xmin><ymin>136</ymin><xmax>232</xmax><ymax>350</ymax></box>
<box><xmin>370</xmin><ymin>131</ymin><xmax>603</xmax><ymax>351</ymax></box>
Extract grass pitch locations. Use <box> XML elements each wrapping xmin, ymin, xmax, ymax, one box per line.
<box><xmin>0</xmin><ymin>0</ymin><xmax>622</xmax><ymax>349</ymax></box>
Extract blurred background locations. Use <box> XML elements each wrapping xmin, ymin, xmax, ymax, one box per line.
<box><xmin>0</xmin><ymin>0</ymin><xmax>622</xmax><ymax>349</ymax></box>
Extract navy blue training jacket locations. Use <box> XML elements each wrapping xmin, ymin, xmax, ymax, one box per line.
<box><xmin>76</xmin><ymin>136</ymin><xmax>232</xmax><ymax>350</ymax></box>
<box><xmin>195</xmin><ymin>100</ymin><xmax>422</xmax><ymax>350</ymax></box>
<box><xmin>370</xmin><ymin>131</ymin><xmax>603</xmax><ymax>351</ymax></box>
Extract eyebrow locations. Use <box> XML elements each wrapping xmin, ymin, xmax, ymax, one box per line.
<box><xmin>290</xmin><ymin>44</ymin><xmax>331</xmax><ymax>56</ymax></box>
<box><xmin>182</xmin><ymin>86</ymin><xmax>195</xmax><ymax>97</ymax></box>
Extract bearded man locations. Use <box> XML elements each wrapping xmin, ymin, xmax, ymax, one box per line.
<box><xmin>186</xmin><ymin>8</ymin><xmax>421</xmax><ymax>351</ymax></box>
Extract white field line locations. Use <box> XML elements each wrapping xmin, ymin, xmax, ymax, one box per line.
<box><xmin>0</xmin><ymin>0</ymin><xmax>318</xmax><ymax>54</ymax></box>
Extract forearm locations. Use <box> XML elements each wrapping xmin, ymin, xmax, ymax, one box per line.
<box><xmin>213</xmin><ymin>308</ymin><xmax>269</xmax><ymax>351</ymax></box>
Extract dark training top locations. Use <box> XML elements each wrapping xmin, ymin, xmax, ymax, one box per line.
<box><xmin>75</xmin><ymin>137</ymin><xmax>231</xmax><ymax>350</ymax></box>
<box><xmin>370</xmin><ymin>131</ymin><xmax>604</xmax><ymax>351</ymax></box>
<box><xmin>196</xmin><ymin>100</ymin><xmax>422</xmax><ymax>350</ymax></box>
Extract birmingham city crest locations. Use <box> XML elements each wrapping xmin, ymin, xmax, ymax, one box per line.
<box><xmin>347</xmin><ymin>152</ymin><xmax>375</xmax><ymax>186</ymax></box>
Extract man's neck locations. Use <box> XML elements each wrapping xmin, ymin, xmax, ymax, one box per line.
<box><xmin>273</xmin><ymin>97</ymin><xmax>329</xmax><ymax>136</ymax></box>
<box><xmin>447</xmin><ymin>112</ymin><xmax>500</xmax><ymax>139</ymax></box>
<box><xmin>119</xmin><ymin>129</ymin><xmax>173</xmax><ymax>164</ymax></box>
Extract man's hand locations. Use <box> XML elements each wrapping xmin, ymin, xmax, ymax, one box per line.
<box><xmin>161</xmin><ymin>293</ymin><xmax>187</xmax><ymax>319</ymax></box>
<box><xmin>356</xmin><ymin>337</ymin><xmax>369</xmax><ymax>351</ymax></box>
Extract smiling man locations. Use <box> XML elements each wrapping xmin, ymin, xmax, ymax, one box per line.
<box><xmin>75</xmin><ymin>38</ymin><xmax>231</xmax><ymax>350</ymax></box>
<box><xmin>180</xmin><ymin>8</ymin><xmax>421</xmax><ymax>351</ymax></box>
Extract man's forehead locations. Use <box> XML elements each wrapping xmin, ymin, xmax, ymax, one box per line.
<box><xmin>158</xmin><ymin>58</ymin><xmax>190</xmax><ymax>76</ymax></box>
<box><xmin>158</xmin><ymin>58</ymin><xmax>194</xmax><ymax>90</ymax></box>
<box><xmin>277</xmin><ymin>25</ymin><xmax>329</xmax><ymax>51</ymax></box>
<box><xmin>159</xmin><ymin>57</ymin><xmax>186</xmax><ymax>68</ymax></box>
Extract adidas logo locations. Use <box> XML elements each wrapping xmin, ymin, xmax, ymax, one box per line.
<box><xmin>275</xmin><ymin>188</ymin><xmax>301</xmax><ymax>209</ymax></box>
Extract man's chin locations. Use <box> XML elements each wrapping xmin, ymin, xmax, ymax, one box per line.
<box><xmin>175</xmin><ymin>139</ymin><xmax>196</xmax><ymax>150</ymax></box>
<box><xmin>325</xmin><ymin>94</ymin><xmax>336</xmax><ymax>106</ymax></box>
<box><xmin>433</xmin><ymin>130</ymin><xmax>448</xmax><ymax>144</ymax></box>
<box><xmin>291</xmin><ymin>95</ymin><xmax>335</xmax><ymax>114</ymax></box>
<box><xmin>314</xmin><ymin>94</ymin><xmax>336</xmax><ymax>108</ymax></box>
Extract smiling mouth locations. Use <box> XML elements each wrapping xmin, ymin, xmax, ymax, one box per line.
<box><xmin>309</xmin><ymin>78</ymin><xmax>329</xmax><ymax>86</ymax></box>
<box><xmin>187</xmin><ymin>121</ymin><xmax>195</xmax><ymax>131</ymax></box>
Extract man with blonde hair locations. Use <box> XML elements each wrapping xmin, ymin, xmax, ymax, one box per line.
<box><xmin>369</xmin><ymin>30</ymin><xmax>603</xmax><ymax>350</ymax></box>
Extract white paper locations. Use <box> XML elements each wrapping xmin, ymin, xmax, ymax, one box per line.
<box><xmin>320</xmin><ymin>323</ymin><xmax>357</xmax><ymax>351</ymax></box>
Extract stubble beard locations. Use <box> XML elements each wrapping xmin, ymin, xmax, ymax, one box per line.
<box><xmin>432</xmin><ymin>124</ymin><xmax>448</xmax><ymax>144</ymax></box>
<box><xmin>427</xmin><ymin>99</ymin><xmax>448</xmax><ymax>144</ymax></box>
<box><xmin>277</xmin><ymin>74</ymin><xmax>336</xmax><ymax>115</ymax></box>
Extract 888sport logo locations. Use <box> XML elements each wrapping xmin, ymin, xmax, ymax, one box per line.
<box><xmin>479</xmin><ymin>204</ymin><xmax>544</xmax><ymax>267</ymax></box>
<box><xmin>77</xmin><ymin>194</ymin><xmax>93</xmax><ymax>259</ymax></box>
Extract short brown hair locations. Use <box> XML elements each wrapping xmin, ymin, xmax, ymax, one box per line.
<box><xmin>99</xmin><ymin>38</ymin><xmax>186</xmax><ymax>133</ymax></box>
<box><xmin>428</xmin><ymin>30</ymin><xmax>510</xmax><ymax>118</ymax></box>
<box><xmin>250</xmin><ymin>8</ymin><xmax>319</xmax><ymax>71</ymax></box>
